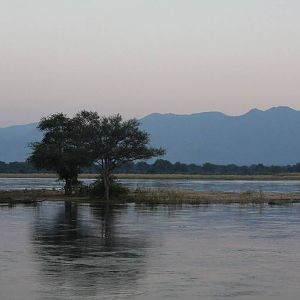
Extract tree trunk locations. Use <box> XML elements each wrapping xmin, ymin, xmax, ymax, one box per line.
<box><xmin>103</xmin><ymin>172</ymin><xmax>110</xmax><ymax>201</ymax></box>
<box><xmin>64</xmin><ymin>178</ymin><xmax>72</xmax><ymax>195</ymax></box>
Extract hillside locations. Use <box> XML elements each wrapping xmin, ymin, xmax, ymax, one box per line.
<box><xmin>1</xmin><ymin>106</ymin><xmax>300</xmax><ymax>165</ymax></box>
<box><xmin>0</xmin><ymin>123</ymin><xmax>40</xmax><ymax>162</ymax></box>
<box><xmin>140</xmin><ymin>106</ymin><xmax>300</xmax><ymax>165</ymax></box>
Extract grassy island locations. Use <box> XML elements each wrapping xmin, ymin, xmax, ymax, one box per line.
<box><xmin>1</xmin><ymin>188</ymin><xmax>300</xmax><ymax>206</ymax></box>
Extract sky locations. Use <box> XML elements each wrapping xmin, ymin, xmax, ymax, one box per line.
<box><xmin>0</xmin><ymin>0</ymin><xmax>300</xmax><ymax>126</ymax></box>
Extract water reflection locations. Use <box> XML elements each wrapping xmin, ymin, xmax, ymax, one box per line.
<box><xmin>31</xmin><ymin>202</ymin><xmax>149</xmax><ymax>298</ymax></box>
<box><xmin>2</xmin><ymin>202</ymin><xmax>300</xmax><ymax>299</ymax></box>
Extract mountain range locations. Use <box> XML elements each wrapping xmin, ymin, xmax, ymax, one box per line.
<box><xmin>1</xmin><ymin>106</ymin><xmax>300</xmax><ymax>165</ymax></box>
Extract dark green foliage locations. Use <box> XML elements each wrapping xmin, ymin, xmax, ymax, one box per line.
<box><xmin>27</xmin><ymin>111</ymin><xmax>165</xmax><ymax>198</ymax></box>
<box><xmin>150</xmin><ymin>159</ymin><xmax>174</xmax><ymax>173</ymax></box>
<box><xmin>84</xmin><ymin>114</ymin><xmax>165</xmax><ymax>200</ymax></box>
<box><xmin>2</xmin><ymin>159</ymin><xmax>300</xmax><ymax>175</ymax></box>
<box><xmin>28</xmin><ymin>113</ymin><xmax>94</xmax><ymax>194</ymax></box>
<box><xmin>78</xmin><ymin>179</ymin><xmax>129</xmax><ymax>198</ymax></box>
<box><xmin>0</xmin><ymin>161</ymin><xmax>39</xmax><ymax>173</ymax></box>
<box><xmin>116</xmin><ymin>160</ymin><xmax>300</xmax><ymax>175</ymax></box>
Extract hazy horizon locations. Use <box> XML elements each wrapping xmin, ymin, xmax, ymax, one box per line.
<box><xmin>1</xmin><ymin>1</ymin><xmax>300</xmax><ymax>126</ymax></box>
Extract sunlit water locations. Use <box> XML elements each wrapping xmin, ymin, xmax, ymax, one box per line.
<box><xmin>1</xmin><ymin>178</ymin><xmax>300</xmax><ymax>193</ymax></box>
<box><xmin>1</xmin><ymin>201</ymin><xmax>300</xmax><ymax>299</ymax></box>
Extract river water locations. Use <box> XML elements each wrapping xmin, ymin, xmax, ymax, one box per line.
<box><xmin>1</xmin><ymin>178</ymin><xmax>300</xmax><ymax>193</ymax></box>
<box><xmin>1</xmin><ymin>201</ymin><xmax>300</xmax><ymax>299</ymax></box>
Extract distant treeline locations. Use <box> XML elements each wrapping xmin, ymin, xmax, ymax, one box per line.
<box><xmin>2</xmin><ymin>159</ymin><xmax>300</xmax><ymax>175</ymax></box>
<box><xmin>0</xmin><ymin>161</ymin><xmax>39</xmax><ymax>173</ymax></box>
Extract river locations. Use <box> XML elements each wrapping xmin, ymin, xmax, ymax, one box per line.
<box><xmin>1</xmin><ymin>201</ymin><xmax>300</xmax><ymax>299</ymax></box>
<box><xmin>1</xmin><ymin>178</ymin><xmax>300</xmax><ymax>193</ymax></box>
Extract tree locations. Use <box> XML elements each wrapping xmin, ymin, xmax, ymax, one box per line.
<box><xmin>28</xmin><ymin>113</ymin><xmax>94</xmax><ymax>195</ymax></box>
<box><xmin>150</xmin><ymin>159</ymin><xmax>174</xmax><ymax>173</ymax></box>
<box><xmin>88</xmin><ymin>114</ymin><xmax>165</xmax><ymax>200</ymax></box>
<box><xmin>134</xmin><ymin>161</ymin><xmax>150</xmax><ymax>173</ymax></box>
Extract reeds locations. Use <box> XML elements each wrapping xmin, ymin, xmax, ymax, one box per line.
<box><xmin>1</xmin><ymin>188</ymin><xmax>300</xmax><ymax>205</ymax></box>
<box><xmin>129</xmin><ymin>188</ymin><xmax>300</xmax><ymax>205</ymax></box>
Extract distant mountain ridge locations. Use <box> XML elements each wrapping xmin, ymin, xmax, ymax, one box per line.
<box><xmin>1</xmin><ymin>106</ymin><xmax>300</xmax><ymax>165</ymax></box>
<box><xmin>0</xmin><ymin>123</ymin><xmax>41</xmax><ymax>162</ymax></box>
<box><xmin>139</xmin><ymin>106</ymin><xmax>300</xmax><ymax>165</ymax></box>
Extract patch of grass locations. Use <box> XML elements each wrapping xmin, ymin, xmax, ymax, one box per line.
<box><xmin>0</xmin><ymin>189</ymin><xmax>63</xmax><ymax>204</ymax></box>
<box><xmin>129</xmin><ymin>188</ymin><xmax>300</xmax><ymax>205</ymax></box>
<box><xmin>1</xmin><ymin>188</ymin><xmax>300</xmax><ymax>206</ymax></box>
<box><xmin>116</xmin><ymin>173</ymin><xmax>300</xmax><ymax>181</ymax></box>
<box><xmin>2</xmin><ymin>173</ymin><xmax>300</xmax><ymax>180</ymax></box>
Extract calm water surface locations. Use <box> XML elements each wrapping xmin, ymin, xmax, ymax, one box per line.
<box><xmin>1</xmin><ymin>201</ymin><xmax>300</xmax><ymax>299</ymax></box>
<box><xmin>1</xmin><ymin>178</ymin><xmax>300</xmax><ymax>193</ymax></box>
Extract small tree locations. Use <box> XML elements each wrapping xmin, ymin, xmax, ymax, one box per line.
<box><xmin>89</xmin><ymin>114</ymin><xmax>165</xmax><ymax>200</ymax></box>
<box><xmin>28</xmin><ymin>113</ymin><xmax>93</xmax><ymax>195</ymax></box>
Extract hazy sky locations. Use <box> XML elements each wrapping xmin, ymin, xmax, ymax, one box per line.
<box><xmin>1</xmin><ymin>0</ymin><xmax>300</xmax><ymax>126</ymax></box>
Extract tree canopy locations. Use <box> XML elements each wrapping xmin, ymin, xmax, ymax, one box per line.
<box><xmin>28</xmin><ymin>112</ymin><xmax>165</xmax><ymax>198</ymax></box>
<box><xmin>86</xmin><ymin>114</ymin><xmax>165</xmax><ymax>200</ymax></box>
<box><xmin>28</xmin><ymin>113</ymin><xmax>94</xmax><ymax>194</ymax></box>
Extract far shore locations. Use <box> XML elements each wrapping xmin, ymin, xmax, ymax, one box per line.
<box><xmin>1</xmin><ymin>173</ymin><xmax>300</xmax><ymax>180</ymax></box>
<box><xmin>1</xmin><ymin>188</ymin><xmax>300</xmax><ymax>206</ymax></box>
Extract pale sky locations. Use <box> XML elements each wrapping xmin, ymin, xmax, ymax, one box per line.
<box><xmin>0</xmin><ymin>0</ymin><xmax>300</xmax><ymax>126</ymax></box>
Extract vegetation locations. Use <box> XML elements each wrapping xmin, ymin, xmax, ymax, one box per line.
<box><xmin>28</xmin><ymin>112</ymin><xmax>164</xmax><ymax>198</ymax></box>
<box><xmin>0</xmin><ymin>161</ymin><xmax>39</xmax><ymax>173</ymax></box>
<box><xmin>1</xmin><ymin>189</ymin><xmax>299</xmax><ymax>206</ymax></box>
<box><xmin>130</xmin><ymin>189</ymin><xmax>300</xmax><ymax>205</ymax></box>
<box><xmin>114</xmin><ymin>173</ymin><xmax>300</xmax><ymax>180</ymax></box>
<box><xmin>117</xmin><ymin>160</ymin><xmax>300</xmax><ymax>175</ymax></box>
<box><xmin>0</xmin><ymin>189</ymin><xmax>62</xmax><ymax>204</ymax></box>
<box><xmin>78</xmin><ymin>179</ymin><xmax>129</xmax><ymax>198</ymax></box>
<box><xmin>83</xmin><ymin>114</ymin><xmax>165</xmax><ymax>200</ymax></box>
<box><xmin>4</xmin><ymin>159</ymin><xmax>300</xmax><ymax>176</ymax></box>
<box><xmin>28</xmin><ymin>112</ymin><xmax>95</xmax><ymax>195</ymax></box>
<box><xmin>3</xmin><ymin>172</ymin><xmax>300</xmax><ymax>181</ymax></box>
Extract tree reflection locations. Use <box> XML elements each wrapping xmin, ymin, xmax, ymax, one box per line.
<box><xmin>31</xmin><ymin>201</ymin><xmax>149</xmax><ymax>298</ymax></box>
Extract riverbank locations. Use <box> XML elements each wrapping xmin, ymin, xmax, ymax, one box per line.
<box><xmin>1</xmin><ymin>189</ymin><xmax>300</xmax><ymax>205</ymax></box>
<box><xmin>1</xmin><ymin>173</ymin><xmax>300</xmax><ymax>180</ymax></box>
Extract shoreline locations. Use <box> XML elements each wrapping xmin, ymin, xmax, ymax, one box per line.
<box><xmin>1</xmin><ymin>189</ymin><xmax>300</xmax><ymax>205</ymax></box>
<box><xmin>1</xmin><ymin>173</ymin><xmax>300</xmax><ymax>181</ymax></box>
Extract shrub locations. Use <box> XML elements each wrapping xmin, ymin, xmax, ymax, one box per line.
<box><xmin>78</xmin><ymin>179</ymin><xmax>129</xmax><ymax>199</ymax></box>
